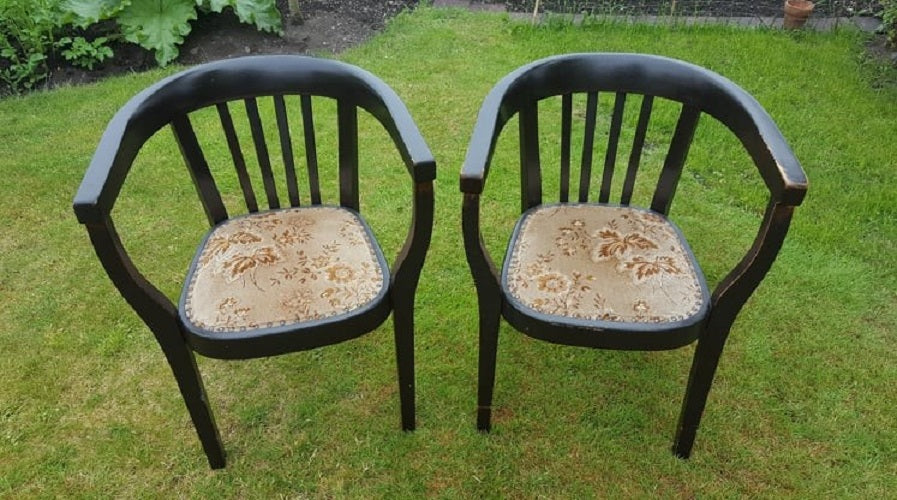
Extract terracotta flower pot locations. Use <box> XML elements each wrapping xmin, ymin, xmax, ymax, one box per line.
<box><xmin>783</xmin><ymin>0</ymin><xmax>815</xmax><ymax>29</ymax></box>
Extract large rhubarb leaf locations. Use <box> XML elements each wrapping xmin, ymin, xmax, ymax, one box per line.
<box><xmin>199</xmin><ymin>0</ymin><xmax>281</xmax><ymax>33</ymax></box>
<box><xmin>62</xmin><ymin>0</ymin><xmax>130</xmax><ymax>27</ymax></box>
<box><xmin>117</xmin><ymin>0</ymin><xmax>197</xmax><ymax>66</ymax></box>
<box><xmin>232</xmin><ymin>0</ymin><xmax>282</xmax><ymax>34</ymax></box>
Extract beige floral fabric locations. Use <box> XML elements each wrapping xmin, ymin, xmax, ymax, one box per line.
<box><xmin>183</xmin><ymin>206</ymin><xmax>386</xmax><ymax>332</ymax></box>
<box><xmin>504</xmin><ymin>204</ymin><xmax>706</xmax><ymax>324</ymax></box>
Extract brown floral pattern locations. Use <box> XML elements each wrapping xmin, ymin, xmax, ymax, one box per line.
<box><xmin>183</xmin><ymin>206</ymin><xmax>385</xmax><ymax>332</ymax></box>
<box><xmin>505</xmin><ymin>204</ymin><xmax>706</xmax><ymax>324</ymax></box>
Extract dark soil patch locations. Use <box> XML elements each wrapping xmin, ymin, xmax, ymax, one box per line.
<box><xmin>42</xmin><ymin>0</ymin><xmax>419</xmax><ymax>91</ymax></box>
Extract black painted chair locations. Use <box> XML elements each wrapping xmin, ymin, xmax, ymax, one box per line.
<box><xmin>73</xmin><ymin>56</ymin><xmax>435</xmax><ymax>468</ymax></box>
<box><xmin>461</xmin><ymin>53</ymin><xmax>807</xmax><ymax>457</ymax></box>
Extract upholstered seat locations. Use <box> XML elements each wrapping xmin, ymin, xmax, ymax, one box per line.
<box><xmin>181</xmin><ymin>206</ymin><xmax>388</xmax><ymax>334</ymax></box>
<box><xmin>504</xmin><ymin>204</ymin><xmax>709</xmax><ymax>327</ymax></box>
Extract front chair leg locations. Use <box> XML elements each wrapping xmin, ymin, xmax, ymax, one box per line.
<box><xmin>476</xmin><ymin>293</ymin><xmax>502</xmax><ymax>431</ymax></box>
<box><xmin>162</xmin><ymin>343</ymin><xmax>227</xmax><ymax>469</ymax></box>
<box><xmin>392</xmin><ymin>301</ymin><xmax>416</xmax><ymax>431</ymax></box>
<box><xmin>672</xmin><ymin>330</ymin><xmax>729</xmax><ymax>459</ymax></box>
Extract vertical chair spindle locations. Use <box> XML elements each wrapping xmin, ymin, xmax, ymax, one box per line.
<box><xmin>560</xmin><ymin>93</ymin><xmax>572</xmax><ymax>203</ymax></box>
<box><xmin>519</xmin><ymin>100</ymin><xmax>541</xmax><ymax>212</ymax></box>
<box><xmin>216</xmin><ymin>102</ymin><xmax>259</xmax><ymax>213</ymax></box>
<box><xmin>578</xmin><ymin>91</ymin><xmax>598</xmax><ymax>202</ymax></box>
<box><xmin>621</xmin><ymin>95</ymin><xmax>654</xmax><ymax>206</ymax></box>
<box><xmin>337</xmin><ymin>100</ymin><xmax>359</xmax><ymax>211</ymax></box>
<box><xmin>273</xmin><ymin>95</ymin><xmax>300</xmax><ymax>207</ymax></box>
<box><xmin>245</xmin><ymin>97</ymin><xmax>280</xmax><ymax>209</ymax></box>
<box><xmin>171</xmin><ymin>114</ymin><xmax>228</xmax><ymax>225</ymax></box>
<box><xmin>651</xmin><ymin>104</ymin><xmax>701</xmax><ymax>215</ymax></box>
<box><xmin>600</xmin><ymin>92</ymin><xmax>627</xmax><ymax>203</ymax></box>
<box><xmin>300</xmin><ymin>95</ymin><xmax>322</xmax><ymax>205</ymax></box>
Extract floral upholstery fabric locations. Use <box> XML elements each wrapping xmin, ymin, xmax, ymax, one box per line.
<box><xmin>504</xmin><ymin>204</ymin><xmax>707</xmax><ymax>324</ymax></box>
<box><xmin>182</xmin><ymin>206</ymin><xmax>386</xmax><ymax>333</ymax></box>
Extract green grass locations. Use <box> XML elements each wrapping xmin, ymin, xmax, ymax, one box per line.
<box><xmin>1</xmin><ymin>7</ymin><xmax>896</xmax><ymax>496</ymax></box>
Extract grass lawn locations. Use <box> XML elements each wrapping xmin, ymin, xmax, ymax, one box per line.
<box><xmin>1</xmin><ymin>6</ymin><xmax>896</xmax><ymax>497</ymax></box>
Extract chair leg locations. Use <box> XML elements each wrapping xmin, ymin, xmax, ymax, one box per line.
<box><xmin>672</xmin><ymin>332</ymin><xmax>728</xmax><ymax>459</ymax></box>
<box><xmin>476</xmin><ymin>294</ymin><xmax>502</xmax><ymax>432</ymax></box>
<box><xmin>163</xmin><ymin>344</ymin><xmax>227</xmax><ymax>469</ymax></box>
<box><xmin>393</xmin><ymin>304</ymin><xmax>416</xmax><ymax>431</ymax></box>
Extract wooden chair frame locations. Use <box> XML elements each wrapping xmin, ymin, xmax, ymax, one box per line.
<box><xmin>460</xmin><ymin>53</ymin><xmax>807</xmax><ymax>458</ymax></box>
<box><xmin>74</xmin><ymin>56</ymin><xmax>435</xmax><ymax>468</ymax></box>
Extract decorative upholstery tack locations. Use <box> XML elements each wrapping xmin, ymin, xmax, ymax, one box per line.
<box><xmin>505</xmin><ymin>204</ymin><xmax>706</xmax><ymax>324</ymax></box>
<box><xmin>184</xmin><ymin>206</ymin><xmax>385</xmax><ymax>332</ymax></box>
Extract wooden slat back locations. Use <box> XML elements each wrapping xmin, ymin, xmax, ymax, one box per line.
<box><xmin>300</xmin><ymin>95</ymin><xmax>322</xmax><ymax>205</ymax></box>
<box><xmin>651</xmin><ymin>104</ymin><xmax>701</xmax><ymax>215</ymax></box>
<box><xmin>578</xmin><ymin>91</ymin><xmax>598</xmax><ymax>203</ymax></box>
<box><xmin>559</xmin><ymin>93</ymin><xmax>572</xmax><ymax>203</ymax></box>
<box><xmin>171</xmin><ymin>114</ymin><xmax>228</xmax><ymax>225</ymax></box>
<box><xmin>516</xmin><ymin>91</ymin><xmax>700</xmax><ymax>213</ymax></box>
<box><xmin>216</xmin><ymin>102</ymin><xmax>258</xmax><ymax>213</ymax></box>
<box><xmin>599</xmin><ymin>92</ymin><xmax>626</xmax><ymax>203</ymax></box>
<box><xmin>244</xmin><ymin>97</ymin><xmax>280</xmax><ymax>209</ymax></box>
<box><xmin>273</xmin><ymin>95</ymin><xmax>300</xmax><ymax>207</ymax></box>
<box><xmin>519</xmin><ymin>100</ymin><xmax>541</xmax><ymax>212</ymax></box>
<box><xmin>621</xmin><ymin>95</ymin><xmax>654</xmax><ymax>206</ymax></box>
<box><xmin>337</xmin><ymin>99</ymin><xmax>359</xmax><ymax>211</ymax></box>
<box><xmin>196</xmin><ymin>95</ymin><xmax>355</xmax><ymax>217</ymax></box>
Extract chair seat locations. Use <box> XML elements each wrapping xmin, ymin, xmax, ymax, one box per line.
<box><xmin>180</xmin><ymin>206</ymin><xmax>388</xmax><ymax>334</ymax></box>
<box><xmin>502</xmin><ymin>204</ymin><xmax>709</xmax><ymax>330</ymax></box>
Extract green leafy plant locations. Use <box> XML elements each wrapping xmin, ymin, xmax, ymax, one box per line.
<box><xmin>62</xmin><ymin>0</ymin><xmax>128</xmax><ymax>26</ymax></box>
<box><xmin>0</xmin><ymin>47</ymin><xmax>47</xmax><ymax>92</ymax></box>
<box><xmin>63</xmin><ymin>0</ymin><xmax>282</xmax><ymax>66</ymax></box>
<box><xmin>59</xmin><ymin>36</ymin><xmax>113</xmax><ymax>70</ymax></box>
<box><xmin>0</xmin><ymin>0</ymin><xmax>65</xmax><ymax>93</ymax></box>
<box><xmin>117</xmin><ymin>0</ymin><xmax>197</xmax><ymax>66</ymax></box>
<box><xmin>882</xmin><ymin>0</ymin><xmax>897</xmax><ymax>47</ymax></box>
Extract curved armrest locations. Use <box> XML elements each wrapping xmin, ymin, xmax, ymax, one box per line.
<box><xmin>708</xmin><ymin>81</ymin><xmax>808</xmax><ymax>207</ymax></box>
<box><xmin>459</xmin><ymin>85</ymin><xmax>507</xmax><ymax>195</ymax></box>
<box><xmin>73</xmin><ymin>84</ymin><xmax>161</xmax><ymax>225</ymax></box>
<box><xmin>355</xmin><ymin>70</ymin><xmax>436</xmax><ymax>184</ymax></box>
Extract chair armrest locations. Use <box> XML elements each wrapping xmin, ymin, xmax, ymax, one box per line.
<box><xmin>459</xmin><ymin>87</ymin><xmax>507</xmax><ymax>195</ymax></box>
<box><xmin>73</xmin><ymin>78</ymin><xmax>172</xmax><ymax>225</ymax></box>
<box><xmin>715</xmin><ymin>89</ymin><xmax>808</xmax><ymax>207</ymax></box>
<box><xmin>356</xmin><ymin>73</ymin><xmax>436</xmax><ymax>184</ymax></box>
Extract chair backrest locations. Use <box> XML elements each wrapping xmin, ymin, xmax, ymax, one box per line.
<box><xmin>74</xmin><ymin>55</ymin><xmax>434</xmax><ymax>226</ymax></box>
<box><xmin>460</xmin><ymin>53</ymin><xmax>807</xmax><ymax>214</ymax></box>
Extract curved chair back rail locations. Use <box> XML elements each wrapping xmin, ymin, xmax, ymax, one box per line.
<box><xmin>74</xmin><ymin>55</ymin><xmax>436</xmax><ymax>225</ymax></box>
<box><xmin>461</xmin><ymin>53</ymin><xmax>807</xmax><ymax>459</ymax></box>
<box><xmin>73</xmin><ymin>56</ymin><xmax>435</xmax><ymax>468</ymax></box>
<box><xmin>461</xmin><ymin>53</ymin><xmax>807</xmax><ymax>208</ymax></box>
